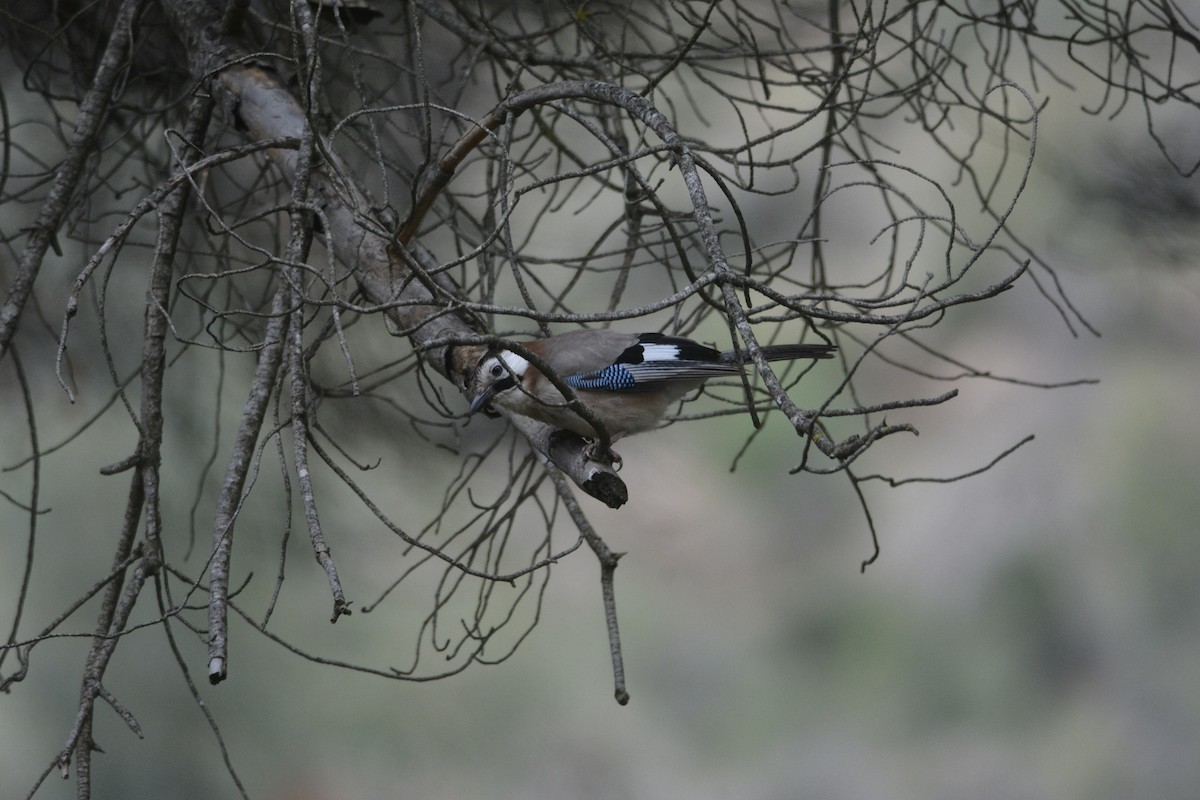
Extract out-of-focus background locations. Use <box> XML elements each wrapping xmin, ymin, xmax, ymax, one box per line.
<box><xmin>4</xmin><ymin>14</ymin><xmax>1200</xmax><ymax>800</ymax></box>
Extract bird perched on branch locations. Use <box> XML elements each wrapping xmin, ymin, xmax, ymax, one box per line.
<box><xmin>463</xmin><ymin>329</ymin><xmax>835</xmax><ymax>443</ymax></box>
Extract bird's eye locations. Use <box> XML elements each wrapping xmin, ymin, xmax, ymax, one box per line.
<box><xmin>490</xmin><ymin>364</ymin><xmax>504</xmax><ymax>378</ymax></box>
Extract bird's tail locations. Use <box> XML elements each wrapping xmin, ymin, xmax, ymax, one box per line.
<box><xmin>721</xmin><ymin>342</ymin><xmax>836</xmax><ymax>364</ymax></box>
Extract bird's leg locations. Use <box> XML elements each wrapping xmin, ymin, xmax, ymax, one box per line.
<box><xmin>582</xmin><ymin>438</ymin><xmax>622</xmax><ymax>471</ymax></box>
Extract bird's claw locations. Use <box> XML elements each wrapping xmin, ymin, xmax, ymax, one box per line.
<box><xmin>584</xmin><ymin>440</ymin><xmax>622</xmax><ymax>471</ymax></box>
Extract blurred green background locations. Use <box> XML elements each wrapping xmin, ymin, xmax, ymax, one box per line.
<box><xmin>3</xmin><ymin>29</ymin><xmax>1200</xmax><ymax>800</ymax></box>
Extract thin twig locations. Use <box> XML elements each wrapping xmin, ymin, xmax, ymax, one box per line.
<box><xmin>0</xmin><ymin>0</ymin><xmax>150</xmax><ymax>361</ymax></box>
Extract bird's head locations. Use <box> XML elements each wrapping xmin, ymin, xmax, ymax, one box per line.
<box><xmin>466</xmin><ymin>349</ymin><xmax>529</xmax><ymax>415</ymax></box>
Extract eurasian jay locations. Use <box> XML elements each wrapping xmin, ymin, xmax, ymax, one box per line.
<box><xmin>464</xmin><ymin>330</ymin><xmax>835</xmax><ymax>441</ymax></box>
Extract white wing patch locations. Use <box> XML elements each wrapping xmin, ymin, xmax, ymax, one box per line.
<box><xmin>639</xmin><ymin>343</ymin><xmax>685</xmax><ymax>362</ymax></box>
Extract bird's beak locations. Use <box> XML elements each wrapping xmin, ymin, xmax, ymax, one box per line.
<box><xmin>468</xmin><ymin>386</ymin><xmax>495</xmax><ymax>416</ymax></box>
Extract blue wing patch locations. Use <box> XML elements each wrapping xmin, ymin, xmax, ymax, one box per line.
<box><xmin>564</xmin><ymin>333</ymin><xmax>735</xmax><ymax>392</ymax></box>
<box><xmin>558</xmin><ymin>333</ymin><xmax>828</xmax><ymax>394</ymax></box>
<box><xmin>565</xmin><ymin>361</ymin><xmax>735</xmax><ymax>392</ymax></box>
<box><xmin>565</xmin><ymin>364</ymin><xmax>639</xmax><ymax>391</ymax></box>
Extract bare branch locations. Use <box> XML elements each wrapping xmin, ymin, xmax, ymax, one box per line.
<box><xmin>0</xmin><ymin>0</ymin><xmax>150</xmax><ymax>360</ymax></box>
